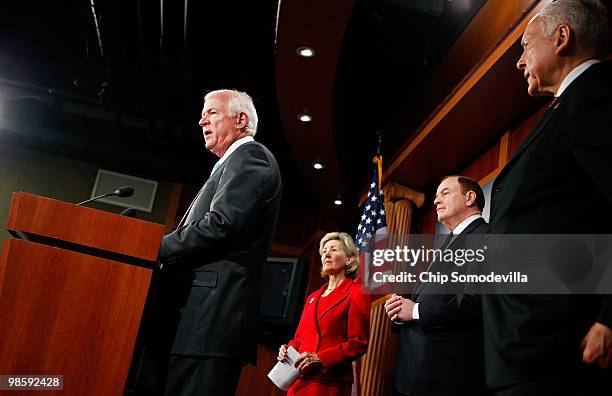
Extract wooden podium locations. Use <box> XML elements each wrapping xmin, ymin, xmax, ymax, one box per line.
<box><xmin>0</xmin><ymin>192</ymin><xmax>164</xmax><ymax>395</ymax></box>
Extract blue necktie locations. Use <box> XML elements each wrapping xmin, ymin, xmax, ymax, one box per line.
<box><xmin>211</xmin><ymin>161</ymin><xmax>221</xmax><ymax>176</ymax></box>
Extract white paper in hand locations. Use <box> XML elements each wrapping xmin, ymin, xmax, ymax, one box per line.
<box><xmin>267</xmin><ymin>346</ymin><xmax>300</xmax><ymax>391</ymax></box>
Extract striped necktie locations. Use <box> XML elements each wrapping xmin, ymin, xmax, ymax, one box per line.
<box><xmin>548</xmin><ymin>96</ymin><xmax>559</xmax><ymax>110</ymax></box>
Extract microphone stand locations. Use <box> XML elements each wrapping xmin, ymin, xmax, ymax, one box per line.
<box><xmin>77</xmin><ymin>193</ymin><xmax>115</xmax><ymax>206</ymax></box>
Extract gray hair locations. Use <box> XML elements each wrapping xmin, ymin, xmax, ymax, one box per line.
<box><xmin>538</xmin><ymin>0</ymin><xmax>611</xmax><ymax>55</ymax></box>
<box><xmin>204</xmin><ymin>89</ymin><xmax>258</xmax><ymax>136</ymax></box>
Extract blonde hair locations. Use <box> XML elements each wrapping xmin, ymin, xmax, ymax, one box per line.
<box><xmin>319</xmin><ymin>232</ymin><xmax>360</xmax><ymax>279</ymax></box>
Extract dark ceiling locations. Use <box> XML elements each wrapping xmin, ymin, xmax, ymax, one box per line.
<box><xmin>0</xmin><ymin>0</ymin><xmax>486</xmax><ymax>222</ymax></box>
<box><xmin>335</xmin><ymin>0</ymin><xmax>486</xmax><ymax>194</ymax></box>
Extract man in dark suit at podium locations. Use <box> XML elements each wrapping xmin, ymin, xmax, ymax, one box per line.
<box><xmin>385</xmin><ymin>175</ymin><xmax>490</xmax><ymax>396</ymax></box>
<box><xmin>156</xmin><ymin>89</ymin><xmax>282</xmax><ymax>395</ymax></box>
<box><xmin>483</xmin><ymin>0</ymin><xmax>612</xmax><ymax>394</ymax></box>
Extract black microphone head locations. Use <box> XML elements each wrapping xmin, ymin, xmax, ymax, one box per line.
<box><xmin>120</xmin><ymin>208</ymin><xmax>137</xmax><ymax>217</ymax></box>
<box><xmin>114</xmin><ymin>186</ymin><xmax>134</xmax><ymax>197</ymax></box>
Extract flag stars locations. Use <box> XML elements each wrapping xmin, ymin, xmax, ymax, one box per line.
<box><xmin>355</xmin><ymin>163</ymin><xmax>388</xmax><ymax>253</ymax></box>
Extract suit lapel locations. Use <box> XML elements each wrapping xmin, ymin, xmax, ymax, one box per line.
<box><xmin>452</xmin><ymin>217</ymin><xmax>485</xmax><ymax>241</ymax></box>
<box><xmin>177</xmin><ymin>182</ymin><xmax>206</xmax><ymax>227</ymax></box>
<box><xmin>316</xmin><ymin>279</ymin><xmax>352</xmax><ymax>323</ymax></box>
<box><xmin>444</xmin><ymin>217</ymin><xmax>485</xmax><ymax>254</ymax></box>
<box><xmin>179</xmin><ymin>141</ymin><xmax>254</xmax><ymax>227</ymax></box>
<box><xmin>414</xmin><ymin>218</ymin><xmax>485</xmax><ymax>299</ymax></box>
<box><xmin>178</xmin><ymin>163</ymin><xmax>225</xmax><ymax>227</ymax></box>
<box><xmin>491</xmin><ymin>101</ymin><xmax>563</xmax><ymax>225</ymax></box>
<box><xmin>496</xmin><ymin>104</ymin><xmax>558</xmax><ymax>182</ymax></box>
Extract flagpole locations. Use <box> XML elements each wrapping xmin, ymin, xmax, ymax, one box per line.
<box><xmin>375</xmin><ymin>129</ymin><xmax>383</xmax><ymax>192</ymax></box>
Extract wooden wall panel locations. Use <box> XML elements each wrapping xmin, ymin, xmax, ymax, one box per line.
<box><xmin>412</xmin><ymin>202</ymin><xmax>438</xmax><ymax>236</ymax></box>
<box><xmin>461</xmin><ymin>140</ymin><xmax>501</xmax><ymax>182</ymax></box>
<box><xmin>236</xmin><ymin>345</ymin><xmax>286</xmax><ymax>396</ymax></box>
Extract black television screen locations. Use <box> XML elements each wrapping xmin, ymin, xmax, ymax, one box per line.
<box><xmin>260</xmin><ymin>257</ymin><xmax>304</xmax><ymax>325</ymax></box>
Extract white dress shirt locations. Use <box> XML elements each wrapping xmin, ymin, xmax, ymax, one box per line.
<box><xmin>211</xmin><ymin>136</ymin><xmax>255</xmax><ymax>175</ymax></box>
<box><xmin>556</xmin><ymin>59</ymin><xmax>601</xmax><ymax>98</ymax></box>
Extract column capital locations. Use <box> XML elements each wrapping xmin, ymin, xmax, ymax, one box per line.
<box><xmin>383</xmin><ymin>182</ymin><xmax>425</xmax><ymax>208</ymax></box>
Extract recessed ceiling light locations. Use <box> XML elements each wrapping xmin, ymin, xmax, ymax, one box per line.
<box><xmin>296</xmin><ymin>47</ymin><xmax>315</xmax><ymax>57</ymax></box>
<box><xmin>298</xmin><ymin>113</ymin><xmax>313</xmax><ymax>122</ymax></box>
<box><xmin>334</xmin><ymin>199</ymin><xmax>343</xmax><ymax>206</ymax></box>
<box><xmin>313</xmin><ymin>162</ymin><xmax>324</xmax><ymax>170</ymax></box>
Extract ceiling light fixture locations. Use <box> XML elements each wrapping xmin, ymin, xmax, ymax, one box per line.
<box><xmin>334</xmin><ymin>199</ymin><xmax>343</xmax><ymax>206</ymax></box>
<box><xmin>298</xmin><ymin>113</ymin><xmax>313</xmax><ymax>122</ymax></box>
<box><xmin>313</xmin><ymin>162</ymin><xmax>324</xmax><ymax>170</ymax></box>
<box><xmin>296</xmin><ymin>47</ymin><xmax>315</xmax><ymax>57</ymax></box>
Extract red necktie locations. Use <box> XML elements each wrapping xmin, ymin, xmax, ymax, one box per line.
<box><xmin>548</xmin><ymin>97</ymin><xmax>559</xmax><ymax>109</ymax></box>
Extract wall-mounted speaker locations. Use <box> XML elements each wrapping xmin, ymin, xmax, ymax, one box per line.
<box><xmin>91</xmin><ymin>169</ymin><xmax>158</xmax><ymax>212</ymax></box>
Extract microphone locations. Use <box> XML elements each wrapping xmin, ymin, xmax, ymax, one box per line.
<box><xmin>78</xmin><ymin>186</ymin><xmax>135</xmax><ymax>206</ymax></box>
<box><xmin>114</xmin><ymin>186</ymin><xmax>135</xmax><ymax>197</ymax></box>
<box><xmin>120</xmin><ymin>208</ymin><xmax>137</xmax><ymax>217</ymax></box>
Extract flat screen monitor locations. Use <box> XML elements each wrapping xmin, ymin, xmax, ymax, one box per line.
<box><xmin>260</xmin><ymin>256</ymin><xmax>304</xmax><ymax>325</ymax></box>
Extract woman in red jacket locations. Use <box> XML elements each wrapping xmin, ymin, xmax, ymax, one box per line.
<box><xmin>277</xmin><ymin>232</ymin><xmax>370</xmax><ymax>396</ymax></box>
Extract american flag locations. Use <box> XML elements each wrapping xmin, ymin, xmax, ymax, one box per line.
<box><xmin>352</xmin><ymin>156</ymin><xmax>389</xmax><ymax>396</ymax></box>
<box><xmin>355</xmin><ymin>156</ymin><xmax>389</xmax><ymax>289</ymax></box>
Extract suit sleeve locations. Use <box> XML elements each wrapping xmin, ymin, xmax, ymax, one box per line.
<box><xmin>417</xmin><ymin>294</ymin><xmax>482</xmax><ymax>330</ymax></box>
<box><xmin>572</xmin><ymin>87</ymin><xmax>612</xmax><ymax>327</ymax></box>
<box><xmin>159</xmin><ymin>145</ymin><xmax>274</xmax><ymax>260</ymax></box>
<box><xmin>316</xmin><ymin>286</ymin><xmax>370</xmax><ymax>370</ymax></box>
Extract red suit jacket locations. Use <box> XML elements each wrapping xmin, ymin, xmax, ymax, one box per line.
<box><xmin>288</xmin><ymin>277</ymin><xmax>370</xmax><ymax>384</ymax></box>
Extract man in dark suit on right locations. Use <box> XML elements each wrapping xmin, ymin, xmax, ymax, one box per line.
<box><xmin>483</xmin><ymin>0</ymin><xmax>612</xmax><ymax>394</ymax></box>
<box><xmin>385</xmin><ymin>175</ymin><xmax>490</xmax><ymax>396</ymax></box>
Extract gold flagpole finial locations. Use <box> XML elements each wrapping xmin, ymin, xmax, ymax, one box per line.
<box><xmin>373</xmin><ymin>129</ymin><xmax>384</xmax><ymax>192</ymax></box>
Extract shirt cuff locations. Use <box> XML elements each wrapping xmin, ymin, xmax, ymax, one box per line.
<box><xmin>412</xmin><ymin>302</ymin><xmax>420</xmax><ymax>320</ymax></box>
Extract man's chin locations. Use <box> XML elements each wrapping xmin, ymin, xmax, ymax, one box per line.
<box><xmin>527</xmin><ymin>85</ymin><xmax>540</xmax><ymax>97</ymax></box>
<box><xmin>527</xmin><ymin>83</ymin><xmax>548</xmax><ymax>97</ymax></box>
